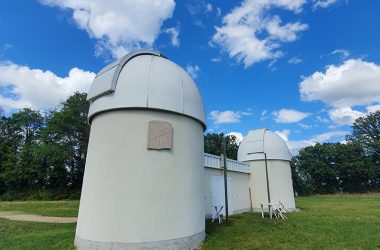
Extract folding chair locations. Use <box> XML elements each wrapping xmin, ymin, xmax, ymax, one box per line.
<box><xmin>278</xmin><ymin>201</ymin><xmax>291</xmax><ymax>213</ymax></box>
<box><xmin>211</xmin><ymin>206</ymin><xmax>224</xmax><ymax>224</ymax></box>
<box><xmin>272</xmin><ymin>200</ymin><xmax>287</xmax><ymax>220</ymax></box>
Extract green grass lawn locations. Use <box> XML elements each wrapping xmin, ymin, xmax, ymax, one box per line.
<box><xmin>0</xmin><ymin>194</ymin><xmax>379</xmax><ymax>249</ymax></box>
<box><xmin>0</xmin><ymin>219</ymin><xmax>75</xmax><ymax>250</ymax></box>
<box><xmin>203</xmin><ymin>194</ymin><xmax>380</xmax><ymax>249</ymax></box>
<box><xmin>0</xmin><ymin>200</ymin><xmax>79</xmax><ymax>217</ymax></box>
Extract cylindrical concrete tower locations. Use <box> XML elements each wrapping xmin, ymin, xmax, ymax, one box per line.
<box><xmin>238</xmin><ymin>129</ymin><xmax>296</xmax><ymax>211</ymax></box>
<box><xmin>75</xmin><ymin>50</ymin><xmax>206</xmax><ymax>249</ymax></box>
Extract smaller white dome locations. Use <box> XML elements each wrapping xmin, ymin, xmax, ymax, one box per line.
<box><xmin>238</xmin><ymin>128</ymin><xmax>291</xmax><ymax>162</ymax></box>
<box><xmin>87</xmin><ymin>49</ymin><xmax>206</xmax><ymax>129</ymax></box>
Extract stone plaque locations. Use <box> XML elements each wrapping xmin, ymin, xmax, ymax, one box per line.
<box><xmin>147</xmin><ymin>120</ymin><xmax>173</xmax><ymax>150</ymax></box>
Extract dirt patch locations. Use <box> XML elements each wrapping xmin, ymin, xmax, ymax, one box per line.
<box><xmin>0</xmin><ymin>211</ymin><xmax>77</xmax><ymax>223</ymax></box>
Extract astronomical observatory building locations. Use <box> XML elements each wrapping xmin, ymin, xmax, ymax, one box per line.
<box><xmin>76</xmin><ymin>49</ymin><xmax>296</xmax><ymax>250</ymax></box>
<box><xmin>203</xmin><ymin>129</ymin><xmax>296</xmax><ymax>219</ymax></box>
<box><xmin>76</xmin><ymin>50</ymin><xmax>206</xmax><ymax>249</ymax></box>
<box><xmin>238</xmin><ymin>129</ymin><xmax>296</xmax><ymax>211</ymax></box>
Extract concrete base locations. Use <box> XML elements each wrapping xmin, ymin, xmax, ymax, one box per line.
<box><xmin>233</xmin><ymin>208</ymin><xmax>251</xmax><ymax>214</ymax></box>
<box><xmin>74</xmin><ymin>230</ymin><xmax>205</xmax><ymax>250</ymax></box>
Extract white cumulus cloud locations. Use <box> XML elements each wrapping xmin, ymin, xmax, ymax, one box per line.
<box><xmin>209</xmin><ymin>110</ymin><xmax>251</xmax><ymax>124</ymax></box>
<box><xmin>260</xmin><ymin>109</ymin><xmax>269</xmax><ymax>120</ymax></box>
<box><xmin>330</xmin><ymin>49</ymin><xmax>350</xmax><ymax>59</ymax></box>
<box><xmin>206</xmin><ymin>3</ymin><xmax>213</xmax><ymax>12</ymax></box>
<box><xmin>216</xmin><ymin>7</ymin><xmax>222</xmax><ymax>17</ymax></box>
<box><xmin>288</xmin><ymin>130</ymin><xmax>348</xmax><ymax>154</ymax></box>
<box><xmin>164</xmin><ymin>27</ymin><xmax>180</xmax><ymax>47</ymax></box>
<box><xmin>186</xmin><ymin>64</ymin><xmax>201</xmax><ymax>79</ymax></box>
<box><xmin>0</xmin><ymin>62</ymin><xmax>95</xmax><ymax>111</ymax></box>
<box><xmin>211</xmin><ymin>0</ymin><xmax>308</xmax><ymax>67</ymax></box>
<box><xmin>40</xmin><ymin>0</ymin><xmax>175</xmax><ymax>58</ymax></box>
<box><xmin>367</xmin><ymin>104</ymin><xmax>380</xmax><ymax>113</ymax></box>
<box><xmin>328</xmin><ymin>106</ymin><xmax>366</xmax><ymax>126</ymax></box>
<box><xmin>300</xmin><ymin>59</ymin><xmax>380</xmax><ymax>108</ymax></box>
<box><xmin>186</xmin><ymin>1</ymin><xmax>215</xmax><ymax>28</ymax></box>
<box><xmin>310</xmin><ymin>130</ymin><xmax>348</xmax><ymax>142</ymax></box>
<box><xmin>272</xmin><ymin>129</ymin><xmax>347</xmax><ymax>154</ymax></box>
<box><xmin>273</xmin><ymin>108</ymin><xmax>310</xmax><ymax>123</ymax></box>
<box><xmin>288</xmin><ymin>57</ymin><xmax>302</xmax><ymax>64</ymax></box>
<box><xmin>313</xmin><ymin>0</ymin><xmax>340</xmax><ymax>10</ymax></box>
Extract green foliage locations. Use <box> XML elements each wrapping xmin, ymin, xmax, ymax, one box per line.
<box><xmin>0</xmin><ymin>189</ymin><xmax>79</xmax><ymax>201</ymax></box>
<box><xmin>295</xmin><ymin>143</ymin><xmax>340</xmax><ymax>194</ymax></box>
<box><xmin>349</xmin><ymin>111</ymin><xmax>380</xmax><ymax>156</ymax></box>
<box><xmin>292</xmin><ymin>142</ymin><xmax>377</xmax><ymax>195</ymax></box>
<box><xmin>0</xmin><ymin>114</ymin><xmax>7</xmax><ymax>194</ymax></box>
<box><xmin>292</xmin><ymin>112</ymin><xmax>380</xmax><ymax>195</ymax></box>
<box><xmin>348</xmin><ymin>110</ymin><xmax>380</xmax><ymax>187</ymax></box>
<box><xmin>204</xmin><ymin>133</ymin><xmax>239</xmax><ymax>160</ymax></box>
<box><xmin>290</xmin><ymin>159</ymin><xmax>313</xmax><ymax>196</ymax></box>
<box><xmin>0</xmin><ymin>92</ymin><xmax>89</xmax><ymax>199</ymax></box>
<box><xmin>0</xmin><ymin>108</ymin><xmax>45</xmax><ymax>192</ymax></box>
<box><xmin>41</xmin><ymin>92</ymin><xmax>90</xmax><ymax>190</ymax></box>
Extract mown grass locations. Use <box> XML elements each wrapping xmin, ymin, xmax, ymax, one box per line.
<box><xmin>203</xmin><ymin>194</ymin><xmax>380</xmax><ymax>249</ymax></box>
<box><xmin>0</xmin><ymin>200</ymin><xmax>79</xmax><ymax>217</ymax></box>
<box><xmin>0</xmin><ymin>195</ymin><xmax>379</xmax><ymax>249</ymax></box>
<box><xmin>0</xmin><ymin>218</ymin><xmax>75</xmax><ymax>250</ymax></box>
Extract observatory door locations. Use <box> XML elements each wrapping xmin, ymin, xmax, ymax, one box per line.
<box><xmin>210</xmin><ymin>175</ymin><xmax>232</xmax><ymax>217</ymax></box>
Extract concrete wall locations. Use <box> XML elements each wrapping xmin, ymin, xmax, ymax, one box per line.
<box><xmin>248</xmin><ymin>160</ymin><xmax>296</xmax><ymax>210</ymax></box>
<box><xmin>75</xmin><ymin>109</ymin><xmax>205</xmax><ymax>249</ymax></box>
<box><xmin>204</xmin><ymin>168</ymin><xmax>251</xmax><ymax>218</ymax></box>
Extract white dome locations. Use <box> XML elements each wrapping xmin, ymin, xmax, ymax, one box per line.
<box><xmin>238</xmin><ymin>128</ymin><xmax>291</xmax><ymax>162</ymax></box>
<box><xmin>87</xmin><ymin>49</ymin><xmax>206</xmax><ymax>129</ymax></box>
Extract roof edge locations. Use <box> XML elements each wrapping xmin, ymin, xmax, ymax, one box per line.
<box><xmin>88</xmin><ymin>107</ymin><xmax>207</xmax><ymax>131</ymax></box>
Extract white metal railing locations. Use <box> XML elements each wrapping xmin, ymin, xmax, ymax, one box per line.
<box><xmin>204</xmin><ymin>153</ymin><xmax>250</xmax><ymax>174</ymax></box>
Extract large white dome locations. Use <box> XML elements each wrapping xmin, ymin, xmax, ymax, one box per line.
<box><xmin>238</xmin><ymin>128</ymin><xmax>291</xmax><ymax>162</ymax></box>
<box><xmin>87</xmin><ymin>49</ymin><xmax>206</xmax><ymax>129</ymax></box>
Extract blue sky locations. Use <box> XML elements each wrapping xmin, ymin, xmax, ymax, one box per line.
<box><xmin>1</xmin><ymin>0</ymin><xmax>380</xmax><ymax>153</ymax></box>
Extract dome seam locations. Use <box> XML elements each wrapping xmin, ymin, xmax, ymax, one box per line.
<box><xmin>177</xmin><ymin>67</ymin><xmax>185</xmax><ymax>114</ymax></box>
<box><xmin>146</xmin><ymin>56</ymin><xmax>154</xmax><ymax>108</ymax></box>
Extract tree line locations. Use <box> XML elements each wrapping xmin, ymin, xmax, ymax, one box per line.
<box><xmin>0</xmin><ymin>93</ymin><xmax>89</xmax><ymax>200</ymax></box>
<box><xmin>203</xmin><ymin>113</ymin><xmax>380</xmax><ymax>195</ymax></box>
<box><xmin>292</xmin><ymin>111</ymin><xmax>380</xmax><ymax>195</ymax></box>
<box><xmin>0</xmin><ymin>92</ymin><xmax>379</xmax><ymax>199</ymax></box>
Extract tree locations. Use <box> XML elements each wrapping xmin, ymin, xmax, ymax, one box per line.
<box><xmin>349</xmin><ymin>111</ymin><xmax>380</xmax><ymax>159</ymax></box>
<box><xmin>294</xmin><ymin>143</ymin><xmax>340</xmax><ymax>194</ymax></box>
<box><xmin>0</xmin><ymin>93</ymin><xmax>90</xmax><ymax>198</ymax></box>
<box><xmin>0</xmin><ymin>113</ymin><xmax>7</xmax><ymax>194</ymax></box>
<box><xmin>334</xmin><ymin>142</ymin><xmax>375</xmax><ymax>192</ymax></box>
<box><xmin>204</xmin><ymin>133</ymin><xmax>239</xmax><ymax>160</ymax></box>
<box><xmin>290</xmin><ymin>158</ymin><xmax>313</xmax><ymax>196</ymax></box>
<box><xmin>0</xmin><ymin>108</ymin><xmax>44</xmax><ymax>191</ymax></box>
<box><xmin>348</xmin><ymin>111</ymin><xmax>380</xmax><ymax>187</ymax></box>
<box><xmin>41</xmin><ymin>92</ymin><xmax>90</xmax><ymax>190</ymax></box>
<box><xmin>292</xmin><ymin>142</ymin><xmax>377</xmax><ymax>194</ymax></box>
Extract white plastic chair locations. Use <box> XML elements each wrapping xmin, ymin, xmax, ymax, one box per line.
<box><xmin>278</xmin><ymin>201</ymin><xmax>291</xmax><ymax>213</ymax></box>
<box><xmin>211</xmin><ymin>206</ymin><xmax>224</xmax><ymax>224</ymax></box>
<box><xmin>271</xmin><ymin>199</ymin><xmax>289</xmax><ymax>220</ymax></box>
